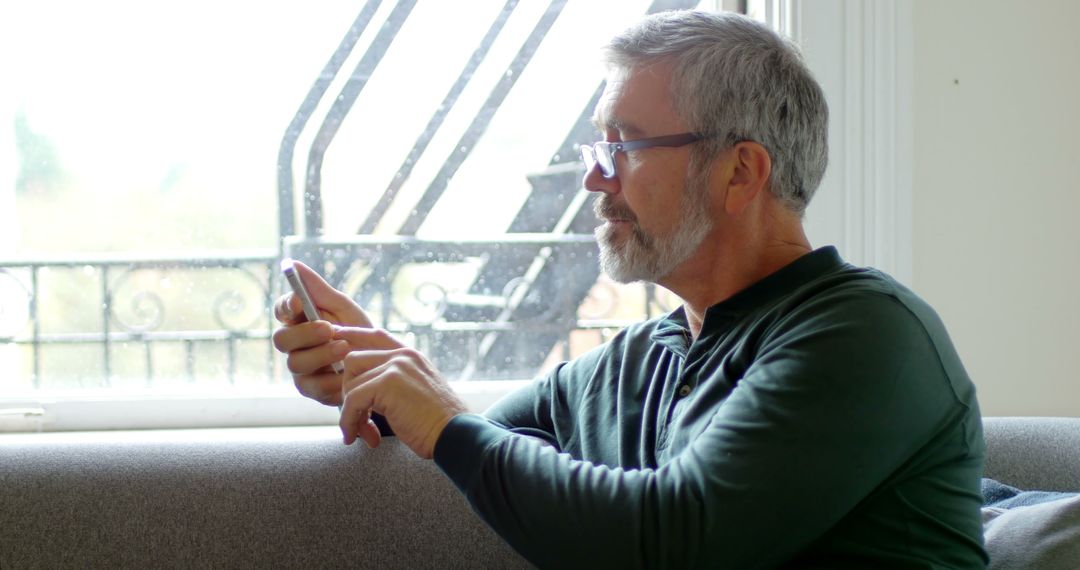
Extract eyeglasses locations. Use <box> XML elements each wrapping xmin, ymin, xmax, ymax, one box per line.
<box><xmin>579</xmin><ymin>132</ymin><xmax>703</xmax><ymax>179</ymax></box>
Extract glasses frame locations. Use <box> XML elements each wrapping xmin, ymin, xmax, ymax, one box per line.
<box><xmin>579</xmin><ymin>132</ymin><xmax>703</xmax><ymax>179</ymax></box>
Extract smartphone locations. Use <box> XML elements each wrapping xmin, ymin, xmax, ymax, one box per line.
<box><xmin>281</xmin><ymin>258</ymin><xmax>346</xmax><ymax>375</ymax></box>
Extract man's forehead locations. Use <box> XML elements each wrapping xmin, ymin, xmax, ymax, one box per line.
<box><xmin>591</xmin><ymin>69</ymin><xmax>626</xmax><ymax>128</ymax></box>
<box><xmin>591</xmin><ymin>62</ymin><xmax>677</xmax><ymax>136</ymax></box>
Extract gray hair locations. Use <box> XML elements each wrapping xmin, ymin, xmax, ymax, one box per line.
<box><xmin>604</xmin><ymin>10</ymin><xmax>828</xmax><ymax>214</ymax></box>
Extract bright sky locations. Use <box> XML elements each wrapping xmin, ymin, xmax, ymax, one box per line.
<box><xmin>1</xmin><ymin>0</ymin><xmax>680</xmax><ymax>252</ymax></box>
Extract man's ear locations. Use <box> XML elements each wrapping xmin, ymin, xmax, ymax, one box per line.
<box><xmin>722</xmin><ymin>141</ymin><xmax>772</xmax><ymax>215</ymax></box>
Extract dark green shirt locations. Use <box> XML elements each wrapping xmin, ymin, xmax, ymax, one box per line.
<box><xmin>434</xmin><ymin>247</ymin><xmax>987</xmax><ymax>568</ymax></box>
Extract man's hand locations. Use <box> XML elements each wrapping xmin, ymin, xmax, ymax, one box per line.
<box><xmin>272</xmin><ymin>260</ymin><xmax>372</xmax><ymax>406</ymax></box>
<box><xmin>335</xmin><ymin>327</ymin><xmax>468</xmax><ymax>459</ymax></box>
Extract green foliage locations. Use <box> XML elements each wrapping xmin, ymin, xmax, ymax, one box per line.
<box><xmin>13</xmin><ymin>109</ymin><xmax>67</xmax><ymax>196</ymax></box>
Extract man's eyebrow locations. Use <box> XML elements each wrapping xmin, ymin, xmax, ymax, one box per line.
<box><xmin>590</xmin><ymin>116</ymin><xmax>643</xmax><ymax>138</ymax></box>
<box><xmin>590</xmin><ymin>115</ymin><xmax>606</xmax><ymax>132</ymax></box>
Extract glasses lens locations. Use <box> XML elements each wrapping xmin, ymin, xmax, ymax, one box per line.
<box><xmin>580</xmin><ymin>143</ymin><xmax>616</xmax><ymax>178</ymax></box>
<box><xmin>579</xmin><ymin>144</ymin><xmax>596</xmax><ymax>172</ymax></box>
<box><xmin>595</xmin><ymin>144</ymin><xmax>615</xmax><ymax>178</ymax></box>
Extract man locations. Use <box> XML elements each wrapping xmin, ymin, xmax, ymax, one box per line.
<box><xmin>273</xmin><ymin>10</ymin><xmax>987</xmax><ymax>568</ymax></box>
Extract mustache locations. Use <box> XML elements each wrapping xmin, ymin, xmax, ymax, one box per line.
<box><xmin>593</xmin><ymin>196</ymin><xmax>638</xmax><ymax>223</ymax></box>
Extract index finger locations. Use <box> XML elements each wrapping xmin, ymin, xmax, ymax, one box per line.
<box><xmin>333</xmin><ymin>327</ymin><xmax>404</xmax><ymax>351</ymax></box>
<box><xmin>273</xmin><ymin>292</ymin><xmax>305</xmax><ymax>326</ymax></box>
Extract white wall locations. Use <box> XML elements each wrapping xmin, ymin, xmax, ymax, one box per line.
<box><xmin>910</xmin><ymin>0</ymin><xmax>1080</xmax><ymax>416</ymax></box>
<box><xmin>797</xmin><ymin>0</ymin><xmax>1079</xmax><ymax>417</ymax></box>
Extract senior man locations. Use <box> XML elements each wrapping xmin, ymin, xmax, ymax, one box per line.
<box><xmin>273</xmin><ymin>10</ymin><xmax>987</xmax><ymax>568</ymax></box>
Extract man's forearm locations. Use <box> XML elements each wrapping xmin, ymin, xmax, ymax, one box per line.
<box><xmin>432</xmin><ymin>414</ymin><xmax>820</xmax><ymax>569</ymax></box>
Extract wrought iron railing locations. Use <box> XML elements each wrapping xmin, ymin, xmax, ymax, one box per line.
<box><xmin>0</xmin><ymin>252</ymin><xmax>279</xmax><ymax>390</ymax></box>
<box><xmin>0</xmin><ymin>250</ymin><xmax>676</xmax><ymax>388</ymax></box>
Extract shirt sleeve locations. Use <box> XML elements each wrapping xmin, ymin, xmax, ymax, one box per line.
<box><xmin>483</xmin><ymin>345</ymin><xmax>610</xmax><ymax>450</ymax></box>
<box><xmin>480</xmin><ymin>381</ymin><xmax>562</xmax><ymax>449</ymax></box>
<box><xmin>482</xmin><ymin>375</ymin><xmax>552</xmax><ymax>430</ymax></box>
<box><xmin>433</xmin><ymin>294</ymin><xmax>978</xmax><ymax>568</ymax></box>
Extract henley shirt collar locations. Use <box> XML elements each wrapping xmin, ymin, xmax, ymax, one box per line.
<box><xmin>649</xmin><ymin>246</ymin><xmax>845</xmax><ymax>356</ymax></box>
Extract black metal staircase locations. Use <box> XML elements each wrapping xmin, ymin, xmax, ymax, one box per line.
<box><xmin>278</xmin><ymin>0</ymin><xmax>699</xmax><ymax>380</ymax></box>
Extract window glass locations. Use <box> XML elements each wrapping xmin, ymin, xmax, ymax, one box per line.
<box><xmin>1</xmin><ymin>1</ymin><xmax>711</xmax><ymax>404</ymax></box>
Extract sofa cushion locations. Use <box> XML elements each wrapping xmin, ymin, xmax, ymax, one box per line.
<box><xmin>983</xmin><ymin>495</ymin><xmax>1080</xmax><ymax>569</ymax></box>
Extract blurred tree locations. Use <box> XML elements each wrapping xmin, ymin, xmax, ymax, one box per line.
<box><xmin>14</xmin><ymin>109</ymin><xmax>67</xmax><ymax>196</ymax></box>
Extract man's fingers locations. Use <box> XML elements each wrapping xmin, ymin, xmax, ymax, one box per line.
<box><xmin>342</xmin><ymin>410</ymin><xmax>382</xmax><ymax>448</ymax></box>
<box><xmin>292</xmin><ymin>261</ymin><xmax>374</xmax><ymax>328</ymax></box>
<box><xmin>358</xmin><ymin>419</ymin><xmax>381</xmax><ymax>448</ymax></box>
<box><xmin>340</xmin><ymin>381</ymin><xmax>379</xmax><ymax>445</ymax></box>
<box><xmin>273</xmin><ymin>293</ymin><xmax>306</xmax><ymax>325</ymax></box>
<box><xmin>272</xmin><ymin>320</ymin><xmax>334</xmax><ymax>354</ymax></box>
<box><xmin>340</xmin><ymin>346</ymin><xmax>429</xmax><ymax>396</ymax></box>
<box><xmin>273</xmin><ymin>261</ymin><xmax>374</xmax><ymax>329</ymax></box>
<box><xmin>333</xmin><ymin>327</ymin><xmax>404</xmax><ymax>351</ymax></box>
<box><xmin>296</xmin><ymin>374</ymin><xmax>344</xmax><ymax>407</ymax></box>
<box><xmin>285</xmin><ymin>340</ymin><xmax>351</xmax><ymax>375</ymax></box>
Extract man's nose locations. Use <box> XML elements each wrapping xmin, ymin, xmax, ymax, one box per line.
<box><xmin>583</xmin><ymin>162</ymin><xmax>620</xmax><ymax>195</ymax></box>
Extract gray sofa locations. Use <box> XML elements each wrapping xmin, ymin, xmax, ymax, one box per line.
<box><xmin>2</xmin><ymin>417</ymin><xmax>1078</xmax><ymax>568</ymax></box>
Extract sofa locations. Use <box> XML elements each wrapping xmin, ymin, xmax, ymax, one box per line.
<box><xmin>2</xmin><ymin>416</ymin><xmax>1078</xmax><ymax>568</ymax></box>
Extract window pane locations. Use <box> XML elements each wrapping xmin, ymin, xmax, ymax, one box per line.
<box><xmin>2</xmin><ymin>0</ymin><xmax>709</xmax><ymax>400</ymax></box>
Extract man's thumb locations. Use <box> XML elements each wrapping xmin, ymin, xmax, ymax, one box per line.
<box><xmin>292</xmin><ymin>260</ymin><xmax>373</xmax><ymax>328</ymax></box>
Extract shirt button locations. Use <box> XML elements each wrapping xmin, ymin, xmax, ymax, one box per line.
<box><xmin>678</xmin><ymin>384</ymin><xmax>692</xmax><ymax>397</ymax></box>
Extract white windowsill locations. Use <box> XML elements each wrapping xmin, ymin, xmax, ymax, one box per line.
<box><xmin>0</xmin><ymin>424</ymin><xmax>344</xmax><ymax>445</ymax></box>
<box><xmin>0</xmin><ymin>380</ymin><xmax>532</xmax><ymax>433</ymax></box>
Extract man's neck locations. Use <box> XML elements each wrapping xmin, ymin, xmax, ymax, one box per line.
<box><xmin>662</xmin><ymin>223</ymin><xmax>812</xmax><ymax>339</ymax></box>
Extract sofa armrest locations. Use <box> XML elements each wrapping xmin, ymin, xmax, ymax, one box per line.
<box><xmin>0</xmin><ymin>427</ymin><xmax>529</xmax><ymax>569</ymax></box>
<box><xmin>983</xmin><ymin>416</ymin><xmax>1080</xmax><ymax>492</ymax></box>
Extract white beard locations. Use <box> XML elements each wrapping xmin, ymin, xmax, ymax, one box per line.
<box><xmin>594</xmin><ymin>166</ymin><xmax>713</xmax><ymax>284</ymax></box>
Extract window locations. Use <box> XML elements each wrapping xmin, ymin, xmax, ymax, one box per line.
<box><xmin>2</xmin><ymin>0</ymin><xmax>709</xmax><ymax>431</ymax></box>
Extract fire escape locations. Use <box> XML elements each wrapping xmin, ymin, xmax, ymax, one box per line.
<box><xmin>277</xmin><ymin>0</ymin><xmax>695</xmax><ymax>380</ymax></box>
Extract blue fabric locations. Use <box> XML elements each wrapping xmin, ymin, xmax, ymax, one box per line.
<box><xmin>982</xmin><ymin>478</ymin><xmax>1079</xmax><ymax>509</ymax></box>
